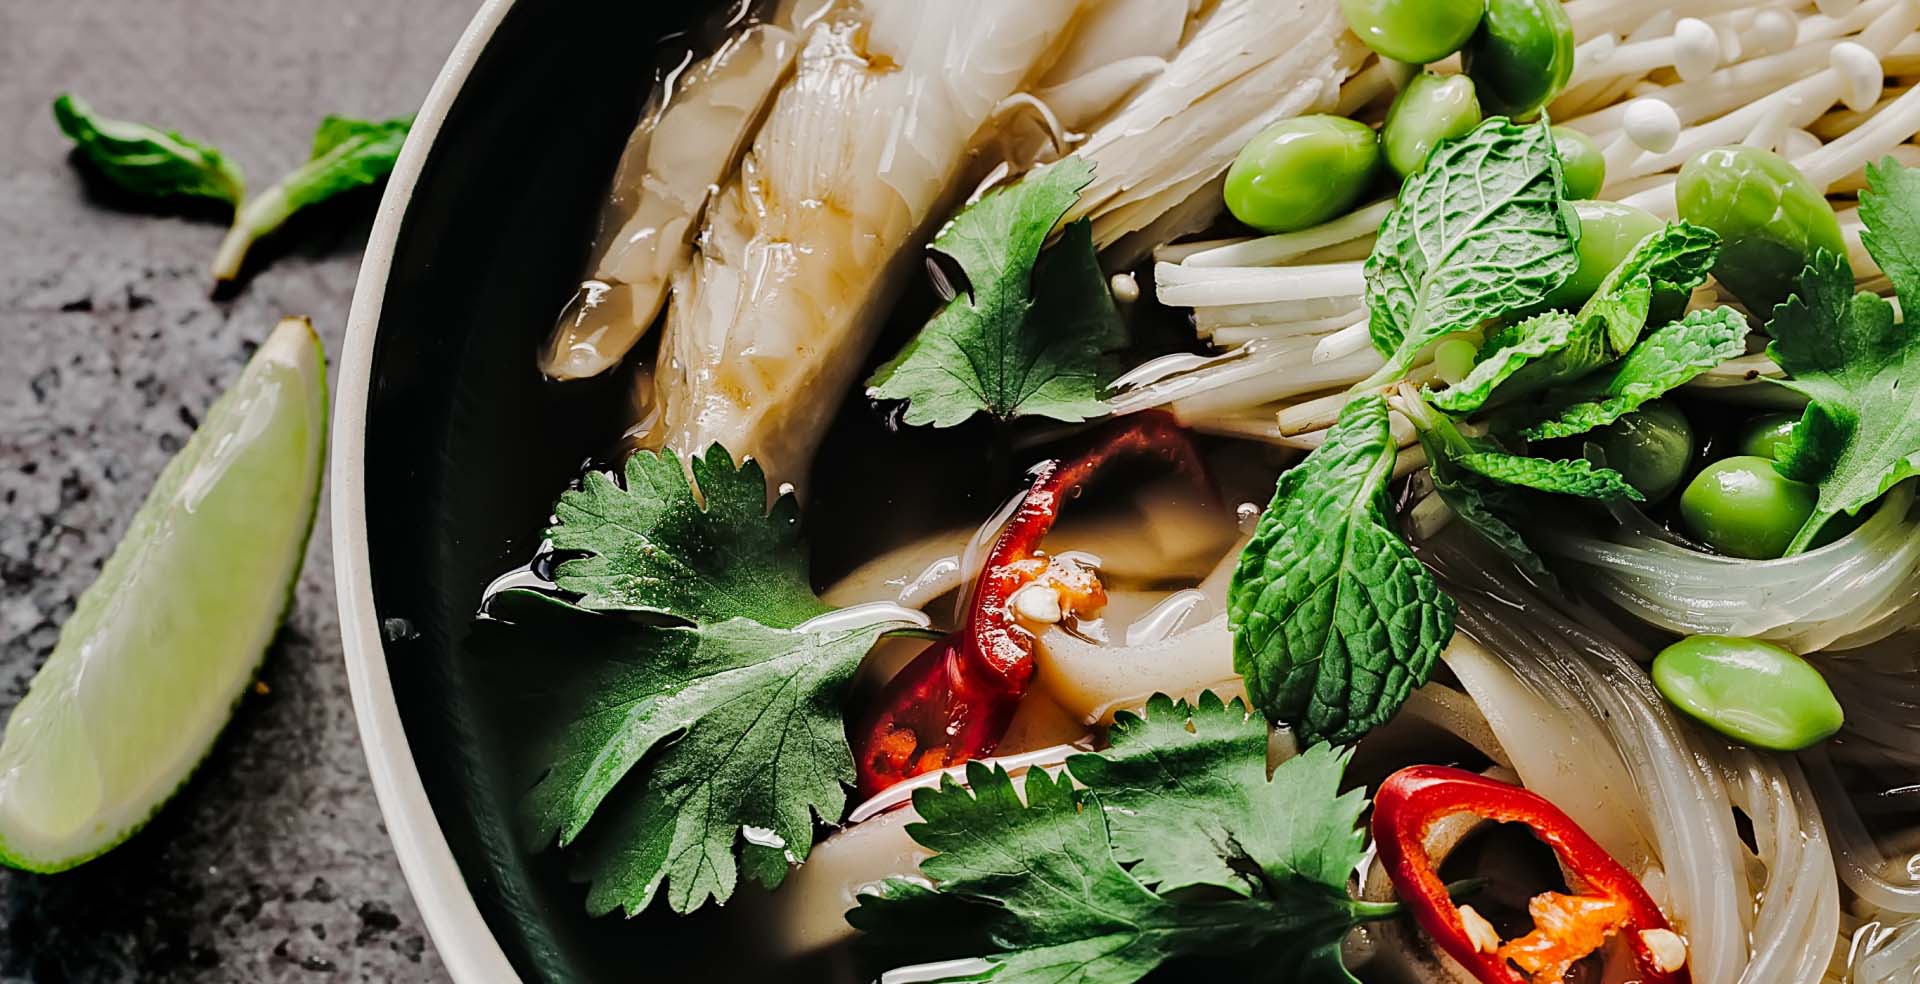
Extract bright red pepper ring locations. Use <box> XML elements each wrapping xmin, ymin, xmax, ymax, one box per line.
<box><xmin>1371</xmin><ymin>765</ymin><xmax>1691</xmax><ymax>984</ymax></box>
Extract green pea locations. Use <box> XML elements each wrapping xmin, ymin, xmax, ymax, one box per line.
<box><xmin>1340</xmin><ymin>0</ymin><xmax>1486</xmax><ymax>64</ymax></box>
<box><xmin>1592</xmin><ymin>400</ymin><xmax>1694</xmax><ymax>502</ymax></box>
<box><xmin>1653</xmin><ymin>635</ymin><xmax>1844</xmax><ymax>751</ymax></box>
<box><xmin>1463</xmin><ymin>0</ymin><xmax>1576</xmax><ymax>119</ymax></box>
<box><xmin>1735</xmin><ymin>413</ymin><xmax>1800</xmax><ymax>460</ymax></box>
<box><xmin>1543</xmin><ymin>200</ymin><xmax>1665</xmax><ymax>309</ymax></box>
<box><xmin>1676</xmin><ymin>146</ymin><xmax>1846</xmax><ymax>314</ymax></box>
<box><xmin>1383</xmin><ymin>74</ymin><xmax>1484</xmax><ymax>177</ymax></box>
<box><xmin>1552</xmin><ymin>125</ymin><xmax>1605</xmax><ymax>199</ymax></box>
<box><xmin>1679</xmin><ymin>455</ymin><xmax>1817</xmax><ymax>559</ymax></box>
<box><xmin>1225</xmin><ymin>115</ymin><xmax>1381</xmax><ymax>234</ymax></box>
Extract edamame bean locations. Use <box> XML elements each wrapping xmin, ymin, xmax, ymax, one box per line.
<box><xmin>1552</xmin><ymin>125</ymin><xmax>1605</xmax><ymax>199</ymax></box>
<box><xmin>1677</xmin><ymin>146</ymin><xmax>1846</xmax><ymax>314</ymax></box>
<box><xmin>1593</xmin><ymin>401</ymin><xmax>1694</xmax><ymax>502</ymax></box>
<box><xmin>1735</xmin><ymin>413</ymin><xmax>1800</xmax><ymax>460</ymax></box>
<box><xmin>1679</xmin><ymin>455</ymin><xmax>1817</xmax><ymax>559</ymax></box>
<box><xmin>1463</xmin><ymin>0</ymin><xmax>1576</xmax><ymax>118</ymax></box>
<box><xmin>1383</xmin><ymin>74</ymin><xmax>1484</xmax><ymax>177</ymax></box>
<box><xmin>1653</xmin><ymin>635</ymin><xmax>1844</xmax><ymax>751</ymax></box>
<box><xmin>1225</xmin><ymin>115</ymin><xmax>1381</xmax><ymax>234</ymax></box>
<box><xmin>1543</xmin><ymin>200</ymin><xmax>1665</xmax><ymax>309</ymax></box>
<box><xmin>1340</xmin><ymin>0</ymin><xmax>1485</xmax><ymax>64</ymax></box>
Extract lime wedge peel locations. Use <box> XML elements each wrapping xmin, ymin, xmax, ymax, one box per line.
<box><xmin>0</xmin><ymin>316</ymin><xmax>328</xmax><ymax>872</ymax></box>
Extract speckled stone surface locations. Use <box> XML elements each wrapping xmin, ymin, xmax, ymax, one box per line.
<box><xmin>0</xmin><ymin>2</ymin><xmax>475</xmax><ymax>980</ymax></box>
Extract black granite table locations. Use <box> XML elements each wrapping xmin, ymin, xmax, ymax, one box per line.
<box><xmin>0</xmin><ymin>1</ymin><xmax>479</xmax><ymax>980</ymax></box>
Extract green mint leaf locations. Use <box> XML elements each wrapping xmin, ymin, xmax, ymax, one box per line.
<box><xmin>1519</xmin><ymin>307</ymin><xmax>1751</xmax><ymax>440</ymax></box>
<box><xmin>211</xmin><ymin>114</ymin><xmax>410</xmax><ymax>281</ymax></box>
<box><xmin>1616</xmin><ymin>220</ymin><xmax>1721</xmax><ymax>326</ymax></box>
<box><xmin>868</xmin><ymin>158</ymin><xmax>1126</xmax><ymax>425</ymax></box>
<box><xmin>1456</xmin><ymin>452</ymin><xmax>1645</xmax><ymax>501</ymax></box>
<box><xmin>52</xmin><ymin>93</ymin><xmax>244</xmax><ymax>204</ymax></box>
<box><xmin>1401</xmin><ymin>396</ymin><xmax>1557</xmax><ymax>586</ymax></box>
<box><xmin>1768</xmin><ymin>186</ymin><xmax>1920</xmax><ymax>555</ymax></box>
<box><xmin>850</xmin><ymin>695</ymin><xmax>1384</xmax><ymax>984</ymax></box>
<box><xmin>521</xmin><ymin>445</ymin><xmax>913</xmax><ymax>915</ymax></box>
<box><xmin>1228</xmin><ymin>396</ymin><xmax>1455</xmax><ymax>744</ymax></box>
<box><xmin>1361</xmin><ymin>119</ymin><xmax>1577</xmax><ymax>387</ymax></box>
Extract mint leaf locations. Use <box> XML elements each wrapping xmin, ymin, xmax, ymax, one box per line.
<box><xmin>1768</xmin><ymin>191</ymin><xmax>1920</xmax><ymax>556</ymax></box>
<box><xmin>868</xmin><ymin>158</ymin><xmax>1126</xmax><ymax>425</ymax></box>
<box><xmin>211</xmin><ymin>114</ymin><xmax>410</xmax><ymax>281</ymax></box>
<box><xmin>1401</xmin><ymin>395</ymin><xmax>1556</xmax><ymax>585</ymax></box>
<box><xmin>1361</xmin><ymin>119</ymin><xmax>1578</xmax><ymax>387</ymax></box>
<box><xmin>1228</xmin><ymin>396</ymin><xmax>1455</xmax><ymax>744</ymax></box>
<box><xmin>850</xmin><ymin>695</ymin><xmax>1388</xmax><ymax>984</ymax></box>
<box><xmin>52</xmin><ymin>93</ymin><xmax>244</xmax><ymax>204</ymax></box>
<box><xmin>1456</xmin><ymin>452</ymin><xmax>1645</xmax><ymax>501</ymax></box>
<box><xmin>1519</xmin><ymin>307</ymin><xmax>1750</xmax><ymax>440</ymax></box>
<box><xmin>1616</xmin><ymin>220</ymin><xmax>1721</xmax><ymax>326</ymax></box>
<box><xmin>521</xmin><ymin>446</ymin><xmax>914</xmax><ymax>915</ymax></box>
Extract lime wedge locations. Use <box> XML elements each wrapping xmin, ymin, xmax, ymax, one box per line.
<box><xmin>0</xmin><ymin>316</ymin><xmax>328</xmax><ymax>872</ymax></box>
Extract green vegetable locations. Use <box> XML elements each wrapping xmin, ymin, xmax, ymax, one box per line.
<box><xmin>1516</xmin><ymin>307</ymin><xmax>1751</xmax><ymax>441</ymax></box>
<box><xmin>211</xmin><ymin>114</ymin><xmax>411</xmax><ymax>282</ymax></box>
<box><xmin>1383</xmin><ymin>74</ymin><xmax>1483</xmax><ymax>177</ymax></box>
<box><xmin>1224</xmin><ymin>116</ymin><xmax>1381</xmax><ymax>234</ymax></box>
<box><xmin>1463</xmin><ymin>0</ymin><xmax>1577</xmax><ymax>118</ymax></box>
<box><xmin>1553</xmin><ymin>126</ymin><xmax>1606</xmax><ymax>200</ymax></box>
<box><xmin>869</xmin><ymin>158</ymin><xmax>1127</xmax><ymax>426</ymax></box>
<box><xmin>1544</xmin><ymin>201</ymin><xmax>1666</xmax><ymax>309</ymax></box>
<box><xmin>0</xmin><ymin>318</ymin><xmax>325</xmax><ymax>873</ymax></box>
<box><xmin>521</xmin><ymin>446</ymin><xmax>918</xmax><ymax>915</ymax></box>
<box><xmin>1362</xmin><ymin>118</ymin><xmax>1578</xmax><ymax>388</ymax></box>
<box><xmin>1676</xmin><ymin>146</ymin><xmax>1845</xmax><ymax>314</ymax></box>
<box><xmin>1339</xmin><ymin>0</ymin><xmax>1486</xmax><ymax>64</ymax></box>
<box><xmin>1736</xmin><ymin>413</ymin><xmax>1800</xmax><ymax>460</ymax></box>
<box><xmin>850</xmin><ymin>693</ymin><xmax>1397</xmax><ymax>983</ymax></box>
<box><xmin>1589</xmin><ymin>401</ymin><xmax>1696</xmax><ymax>502</ymax></box>
<box><xmin>1229</xmin><ymin>396</ymin><xmax>1455</xmax><ymax>745</ymax></box>
<box><xmin>1456</xmin><ymin>452</ymin><xmax>1645</xmax><ymax>501</ymax></box>
<box><xmin>51</xmin><ymin>93</ymin><xmax>244</xmax><ymax>205</ymax></box>
<box><xmin>1766</xmin><ymin>162</ymin><xmax>1920</xmax><ymax>554</ymax></box>
<box><xmin>1679</xmin><ymin>455</ymin><xmax>1818</xmax><ymax>559</ymax></box>
<box><xmin>1403</xmin><ymin>395</ymin><xmax>1557</xmax><ymax>585</ymax></box>
<box><xmin>1652</xmin><ymin>636</ymin><xmax>1843</xmax><ymax>751</ymax></box>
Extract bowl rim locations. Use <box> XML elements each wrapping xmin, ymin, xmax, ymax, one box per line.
<box><xmin>330</xmin><ymin>0</ymin><xmax>523</xmax><ymax>980</ymax></box>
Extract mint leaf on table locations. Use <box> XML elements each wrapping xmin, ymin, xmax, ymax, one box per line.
<box><xmin>521</xmin><ymin>445</ymin><xmax>917</xmax><ymax>916</ymax></box>
<box><xmin>867</xmin><ymin>157</ymin><xmax>1126</xmax><ymax>426</ymax></box>
<box><xmin>1456</xmin><ymin>452</ymin><xmax>1644</xmax><ymax>501</ymax></box>
<box><xmin>211</xmin><ymin>114</ymin><xmax>411</xmax><ymax>282</ymax></box>
<box><xmin>1360</xmin><ymin>118</ymin><xmax>1578</xmax><ymax>388</ymax></box>
<box><xmin>52</xmin><ymin>93</ymin><xmax>245</xmax><ymax>204</ymax></box>
<box><xmin>1518</xmin><ymin>307</ymin><xmax>1750</xmax><ymax>440</ymax></box>
<box><xmin>849</xmin><ymin>694</ymin><xmax>1391</xmax><ymax>984</ymax></box>
<box><xmin>1767</xmin><ymin>162</ymin><xmax>1920</xmax><ymax>554</ymax></box>
<box><xmin>1228</xmin><ymin>396</ymin><xmax>1455</xmax><ymax>745</ymax></box>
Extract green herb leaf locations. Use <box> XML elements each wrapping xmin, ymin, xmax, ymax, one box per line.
<box><xmin>1401</xmin><ymin>395</ymin><xmax>1557</xmax><ymax>585</ymax></box>
<box><xmin>522</xmin><ymin>445</ymin><xmax>915</xmax><ymax>915</ymax></box>
<box><xmin>52</xmin><ymin>93</ymin><xmax>244</xmax><ymax>204</ymax></box>
<box><xmin>1769</xmin><ymin>166</ymin><xmax>1920</xmax><ymax>554</ymax></box>
<box><xmin>1519</xmin><ymin>307</ymin><xmax>1750</xmax><ymax>440</ymax></box>
<box><xmin>1456</xmin><ymin>452</ymin><xmax>1645</xmax><ymax>501</ymax></box>
<box><xmin>1228</xmin><ymin>396</ymin><xmax>1455</xmax><ymax>744</ymax></box>
<box><xmin>1616</xmin><ymin>220</ymin><xmax>1721</xmax><ymax>326</ymax></box>
<box><xmin>868</xmin><ymin>158</ymin><xmax>1126</xmax><ymax>426</ymax></box>
<box><xmin>1361</xmin><ymin>119</ymin><xmax>1578</xmax><ymax>388</ymax></box>
<box><xmin>850</xmin><ymin>694</ymin><xmax>1388</xmax><ymax>984</ymax></box>
<box><xmin>211</xmin><ymin>114</ymin><xmax>410</xmax><ymax>281</ymax></box>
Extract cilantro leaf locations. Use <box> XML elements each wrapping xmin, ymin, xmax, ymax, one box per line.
<box><xmin>53</xmin><ymin>93</ymin><xmax>245</xmax><ymax>204</ymax></box>
<box><xmin>522</xmin><ymin>445</ymin><xmax>915</xmax><ymax>915</ymax></box>
<box><xmin>212</xmin><ymin>114</ymin><xmax>410</xmax><ymax>281</ymax></box>
<box><xmin>1228</xmin><ymin>396</ymin><xmax>1455</xmax><ymax>745</ymax></box>
<box><xmin>1456</xmin><ymin>452</ymin><xmax>1645</xmax><ymax>501</ymax></box>
<box><xmin>1361</xmin><ymin>119</ymin><xmax>1578</xmax><ymax>388</ymax></box>
<box><xmin>850</xmin><ymin>695</ymin><xmax>1389</xmax><ymax>984</ymax></box>
<box><xmin>867</xmin><ymin>157</ymin><xmax>1126</xmax><ymax>426</ymax></box>
<box><xmin>1518</xmin><ymin>307</ymin><xmax>1751</xmax><ymax>440</ymax></box>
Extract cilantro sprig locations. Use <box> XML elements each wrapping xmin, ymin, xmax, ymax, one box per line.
<box><xmin>850</xmin><ymin>693</ymin><xmax>1397</xmax><ymax>984</ymax></box>
<box><xmin>521</xmin><ymin>446</ymin><xmax>917</xmax><ymax>916</ymax></box>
